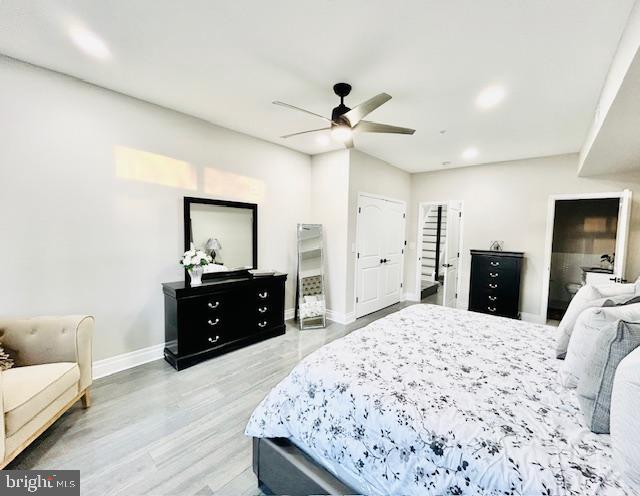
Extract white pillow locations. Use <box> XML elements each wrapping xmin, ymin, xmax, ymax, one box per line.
<box><xmin>555</xmin><ymin>283</ymin><xmax>635</xmax><ymax>359</ymax></box>
<box><xmin>560</xmin><ymin>303</ymin><xmax>640</xmax><ymax>388</ymax></box>
<box><xmin>560</xmin><ymin>308</ymin><xmax>608</xmax><ymax>388</ymax></box>
<box><xmin>611</xmin><ymin>346</ymin><xmax>640</xmax><ymax>490</ymax></box>
<box><xmin>596</xmin><ymin>282</ymin><xmax>639</xmax><ymax>297</ymax></box>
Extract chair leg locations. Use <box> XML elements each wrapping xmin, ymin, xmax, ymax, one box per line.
<box><xmin>81</xmin><ymin>388</ymin><xmax>92</xmax><ymax>408</ymax></box>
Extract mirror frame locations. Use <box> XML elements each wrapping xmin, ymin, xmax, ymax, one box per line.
<box><xmin>183</xmin><ymin>196</ymin><xmax>258</xmax><ymax>281</ymax></box>
<box><xmin>297</xmin><ymin>223</ymin><xmax>327</xmax><ymax>330</ymax></box>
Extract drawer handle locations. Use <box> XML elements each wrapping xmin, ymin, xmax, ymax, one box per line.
<box><xmin>258</xmin><ymin>306</ymin><xmax>268</xmax><ymax>313</ymax></box>
<box><xmin>208</xmin><ymin>335</ymin><xmax>220</xmax><ymax>344</ymax></box>
<box><xmin>258</xmin><ymin>321</ymin><xmax>268</xmax><ymax>328</ymax></box>
<box><xmin>208</xmin><ymin>301</ymin><xmax>220</xmax><ymax>309</ymax></box>
<box><xmin>207</xmin><ymin>318</ymin><xmax>220</xmax><ymax>326</ymax></box>
<box><xmin>488</xmin><ymin>296</ymin><xmax>497</xmax><ymax>301</ymax></box>
<box><xmin>489</xmin><ymin>272</ymin><xmax>499</xmax><ymax>278</ymax></box>
<box><xmin>489</xmin><ymin>283</ymin><xmax>498</xmax><ymax>289</ymax></box>
<box><xmin>487</xmin><ymin>306</ymin><xmax>497</xmax><ymax>312</ymax></box>
<box><xmin>490</xmin><ymin>261</ymin><xmax>500</xmax><ymax>267</ymax></box>
<box><xmin>258</xmin><ymin>291</ymin><xmax>269</xmax><ymax>299</ymax></box>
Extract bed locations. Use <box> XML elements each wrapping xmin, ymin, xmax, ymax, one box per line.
<box><xmin>246</xmin><ymin>304</ymin><xmax>633</xmax><ymax>495</ymax></box>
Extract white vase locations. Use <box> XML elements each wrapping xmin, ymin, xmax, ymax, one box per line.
<box><xmin>188</xmin><ymin>266</ymin><xmax>203</xmax><ymax>286</ymax></box>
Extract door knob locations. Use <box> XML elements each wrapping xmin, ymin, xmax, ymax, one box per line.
<box><xmin>442</xmin><ymin>263</ymin><xmax>452</xmax><ymax>268</ymax></box>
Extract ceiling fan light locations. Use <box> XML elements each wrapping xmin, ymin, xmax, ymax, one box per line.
<box><xmin>331</xmin><ymin>125</ymin><xmax>352</xmax><ymax>142</ymax></box>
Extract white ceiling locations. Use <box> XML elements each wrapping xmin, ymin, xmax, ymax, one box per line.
<box><xmin>0</xmin><ymin>0</ymin><xmax>635</xmax><ymax>172</ymax></box>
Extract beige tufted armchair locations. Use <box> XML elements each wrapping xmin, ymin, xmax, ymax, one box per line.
<box><xmin>0</xmin><ymin>315</ymin><xmax>94</xmax><ymax>468</ymax></box>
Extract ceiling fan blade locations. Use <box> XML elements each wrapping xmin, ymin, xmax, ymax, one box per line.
<box><xmin>344</xmin><ymin>136</ymin><xmax>355</xmax><ymax>149</ymax></box>
<box><xmin>355</xmin><ymin>120</ymin><xmax>415</xmax><ymax>135</ymax></box>
<box><xmin>280</xmin><ymin>127</ymin><xmax>331</xmax><ymax>139</ymax></box>
<box><xmin>273</xmin><ymin>101</ymin><xmax>333</xmax><ymax>123</ymax></box>
<box><xmin>342</xmin><ymin>93</ymin><xmax>392</xmax><ymax>126</ymax></box>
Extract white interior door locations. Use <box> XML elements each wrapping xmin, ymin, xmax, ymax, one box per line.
<box><xmin>380</xmin><ymin>200</ymin><xmax>406</xmax><ymax>308</ymax></box>
<box><xmin>356</xmin><ymin>196</ymin><xmax>385</xmax><ymax>317</ymax></box>
<box><xmin>356</xmin><ymin>195</ymin><xmax>406</xmax><ymax>318</ymax></box>
<box><xmin>614</xmin><ymin>189</ymin><xmax>633</xmax><ymax>282</ymax></box>
<box><xmin>442</xmin><ymin>202</ymin><xmax>462</xmax><ymax>307</ymax></box>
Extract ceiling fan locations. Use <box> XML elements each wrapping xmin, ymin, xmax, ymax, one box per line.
<box><xmin>274</xmin><ymin>83</ymin><xmax>415</xmax><ymax>149</ymax></box>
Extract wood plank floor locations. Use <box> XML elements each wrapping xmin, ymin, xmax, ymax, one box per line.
<box><xmin>8</xmin><ymin>301</ymin><xmax>418</xmax><ymax>496</ymax></box>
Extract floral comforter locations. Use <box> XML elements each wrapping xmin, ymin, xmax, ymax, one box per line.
<box><xmin>245</xmin><ymin>304</ymin><xmax>631</xmax><ymax>495</ymax></box>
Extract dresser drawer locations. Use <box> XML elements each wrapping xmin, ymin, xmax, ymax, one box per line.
<box><xmin>249</xmin><ymin>316</ymin><xmax>281</xmax><ymax>334</ymax></box>
<box><xmin>475</xmin><ymin>256</ymin><xmax>517</xmax><ymax>273</ymax></box>
<box><xmin>254</xmin><ymin>282</ymin><xmax>278</xmax><ymax>302</ymax></box>
<box><xmin>254</xmin><ymin>302</ymin><xmax>280</xmax><ymax>320</ymax></box>
<box><xmin>474</xmin><ymin>279</ymin><xmax>516</xmax><ymax>297</ymax></box>
<box><xmin>181</xmin><ymin>292</ymin><xmax>235</xmax><ymax>316</ymax></box>
<box><xmin>179</xmin><ymin>319</ymin><xmax>234</xmax><ymax>354</ymax></box>
<box><xmin>470</xmin><ymin>292</ymin><xmax>516</xmax><ymax>317</ymax></box>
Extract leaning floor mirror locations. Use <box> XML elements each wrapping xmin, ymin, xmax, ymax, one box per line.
<box><xmin>297</xmin><ymin>224</ymin><xmax>327</xmax><ymax>329</ymax></box>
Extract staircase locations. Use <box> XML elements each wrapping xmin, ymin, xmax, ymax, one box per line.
<box><xmin>421</xmin><ymin>205</ymin><xmax>446</xmax><ymax>287</ymax></box>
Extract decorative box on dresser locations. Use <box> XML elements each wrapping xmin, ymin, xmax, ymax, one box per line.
<box><xmin>163</xmin><ymin>273</ymin><xmax>287</xmax><ymax>370</ymax></box>
<box><xmin>469</xmin><ymin>250</ymin><xmax>524</xmax><ymax>319</ymax></box>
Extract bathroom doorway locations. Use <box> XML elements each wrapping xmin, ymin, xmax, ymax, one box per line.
<box><xmin>542</xmin><ymin>190</ymin><xmax>632</xmax><ymax>321</ymax></box>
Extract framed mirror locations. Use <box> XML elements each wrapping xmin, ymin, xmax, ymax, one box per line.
<box><xmin>184</xmin><ymin>197</ymin><xmax>257</xmax><ymax>281</ymax></box>
<box><xmin>297</xmin><ymin>224</ymin><xmax>326</xmax><ymax>329</ymax></box>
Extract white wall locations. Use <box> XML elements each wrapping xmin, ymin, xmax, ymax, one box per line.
<box><xmin>407</xmin><ymin>153</ymin><xmax>640</xmax><ymax>320</ymax></box>
<box><xmin>580</xmin><ymin>1</ymin><xmax>640</xmax><ymax>173</ymax></box>
<box><xmin>309</xmin><ymin>150</ymin><xmax>350</xmax><ymax>320</ymax></box>
<box><xmin>0</xmin><ymin>57</ymin><xmax>311</xmax><ymax>361</ymax></box>
<box><xmin>347</xmin><ymin>150</ymin><xmax>412</xmax><ymax>316</ymax></box>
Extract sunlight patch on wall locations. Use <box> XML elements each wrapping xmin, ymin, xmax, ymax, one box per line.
<box><xmin>203</xmin><ymin>167</ymin><xmax>266</xmax><ymax>203</ymax></box>
<box><xmin>115</xmin><ymin>146</ymin><xmax>197</xmax><ymax>190</ymax></box>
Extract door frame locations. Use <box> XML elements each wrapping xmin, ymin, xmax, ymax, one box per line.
<box><xmin>354</xmin><ymin>192</ymin><xmax>407</xmax><ymax>319</ymax></box>
<box><xmin>540</xmin><ymin>189</ymin><xmax>632</xmax><ymax>321</ymax></box>
<box><xmin>415</xmin><ymin>200</ymin><xmax>465</xmax><ymax>308</ymax></box>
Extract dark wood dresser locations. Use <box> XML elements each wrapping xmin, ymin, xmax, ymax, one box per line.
<box><xmin>469</xmin><ymin>250</ymin><xmax>524</xmax><ymax>319</ymax></box>
<box><xmin>162</xmin><ymin>273</ymin><xmax>287</xmax><ymax>370</ymax></box>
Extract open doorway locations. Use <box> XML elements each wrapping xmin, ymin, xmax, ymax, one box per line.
<box><xmin>542</xmin><ymin>190</ymin><xmax>632</xmax><ymax>321</ymax></box>
<box><xmin>416</xmin><ymin>201</ymin><xmax>463</xmax><ymax>307</ymax></box>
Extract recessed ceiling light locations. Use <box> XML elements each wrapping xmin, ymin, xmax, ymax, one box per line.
<box><xmin>462</xmin><ymin>147</ymin><xmax>479</xmax><ymax>160</ymax></box>
<box><xmin>439</xmin><ymin>130</ymin><xmax>447</xmax><ymax>135</ymax></box>
<box><xmin>69</xmin><ymin>26</ymin><xmax>111</xmax><ymax>60</ymax></box>
<box><xmin>476</xmin><ymin>85</ymin><xmax>506</xmax><ymax>109</ymax></box>
<box><xmin>441</xmin><ymin>161</ymin><xmax>451</xmax><ymax>166</ymax></box>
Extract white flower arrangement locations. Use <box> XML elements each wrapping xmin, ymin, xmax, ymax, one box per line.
<box><xmin>179</xmin><ymin>248</ymin><xmax>213</xmax><ymax>270</ymax></box>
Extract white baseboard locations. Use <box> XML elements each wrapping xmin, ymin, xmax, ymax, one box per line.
<box><xmin>93</xmin><ymin>343</ymin><xmax>165</xmax><ymax>380</ymax></box>
<box><xmin>520</xmin><ymin>312</ymin><xmax>547</xmax><ymax>324</ymax></box>
<box><xmin>326</xmin><ymin>309</ymin><xmax>356</xmax><ymax>325</ymax></box>
<box><xmin>404</xmin><ymin>292</ymin><xmax>421</xmax><ymax>302</ymax></box>
<box><xmin>284</xmin><ymin>308</ymin><xmax>295</xmax><ymax>321</ymax></box>
<box><xmin>93</xmin><ymin>307</ymin><xmax>356</xmax><ymax>380</ymax></box>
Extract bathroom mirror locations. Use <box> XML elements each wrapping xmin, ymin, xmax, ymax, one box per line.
<box><xmin>184</xmin><ymin>197</ymin><xmax>257</xmax><ymax>280</ymax></box>
<box><xmin>297</xmin><ymin>224</ymin><xmax>326</xmax><ymax>329</ymax></box>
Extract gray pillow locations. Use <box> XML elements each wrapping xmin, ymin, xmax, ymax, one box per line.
<box><xmin>603</xmin><ymin>295</ymin><xmax>640</xmax><ymax>307</ymax></box>
<box><xmin>577</xmin><ymin>320</ymin><xmax>640</xmax><ymax>433</ymax></box>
